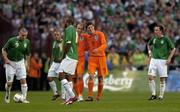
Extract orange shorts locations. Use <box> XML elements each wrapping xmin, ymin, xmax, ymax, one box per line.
<box><xmin>76</xmin><ymin>56</ymin><xmax>85</xmax><ymax>76</ymax></box>
<box><xmin>88</xmin><ymin>56</ymin><xmax>108</xmax><ymax>77</ymax></box>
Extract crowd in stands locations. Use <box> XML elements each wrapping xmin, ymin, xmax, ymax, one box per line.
<box><xmin>0</xmin><ymin>0</ymin><xmax>179</xmax><ymax>90</ymax></box>
<box><xmin>1</xmin><ymin>0</ymin><xmax>179</xmax><ymax>68</ymax></box>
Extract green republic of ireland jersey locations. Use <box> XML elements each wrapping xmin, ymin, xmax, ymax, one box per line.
<box><xmin>64</xmin><ymin>25</ymin><xmax>78</xmax><ymax>60</ymax></box>
<box><xmin>3</xmin><ymin>36</ymin><xmax>30</xmax><ymax>61</ymax></box>
<box><xmin>148</xmin><ymin>35</ymin><xmax>175</xmax><ymax>60</ymax></box>
<box><xmin>52</xmin><ymin>40</ymin><xmax>63</xmax><ymax>62</ymax></box>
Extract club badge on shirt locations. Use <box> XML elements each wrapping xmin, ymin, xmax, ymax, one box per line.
<box><xmin>24</xmin><ymin>43</ymin><xmax>27</xmax><ymax>48</ymax></box>
<box><xmin>80</xmin><ymin>36</ymin><xmax>84</xmax><ymax>41</ymax></box>
<box><xmin>94</xmin><ymin>35</ymin><xmax>99</xmax><ymax>41</ymax></box>
<box><xmin>161</xmin><ymin>40</ymin><xmax>164</xmax><ymax>44</ymax></box>
<box><xmin>15</xmin><ymin>42</ymin><xmax>19</xmax><ymax>48</ymax></box>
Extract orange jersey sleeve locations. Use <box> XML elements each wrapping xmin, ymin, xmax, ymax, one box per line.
<box><xmin>87</xmin><ymin>31</ymin><xmax>107</xmax><ymax>57</ymax></box>
<box><xmin>78</xmin><ymin>33</ymin><xmax>88</xmax><ymax>57</ymax></box>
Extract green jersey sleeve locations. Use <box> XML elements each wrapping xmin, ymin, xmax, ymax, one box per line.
<box><xmin>65</xmin><ymin>26</ymin><xmax>74</xmax><ymax>44</ymax></box>
<box><xmin>25</xmin><ymin>40</ymin><xmax>31</xmax><ymax>56</ymax></box>
<box><xmin>3</xmin><ymin>38</ymin><xmax>12</xmax><ymax>50</ymax></box>
<box><xmin>166</xmin><ymin>36</ymin><xmax>175</xmax><ymax>49</ymax></box>
<box><xmin>148</xmin><ymin>36</ymin><xmax>155</xmax><ymax>46</ymax></box>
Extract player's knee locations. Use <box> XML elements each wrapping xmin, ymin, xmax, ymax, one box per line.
<box><xmin>20</xmin><ymin>78</ymin><xmax>27</xmax><ymax>84</ymax></box>
<box><xmin>6</xmin><ymin>82</ymin><xmax>12</xmax><ymax>87</ymax></box>
<box><xmin>59</xmin><ymin>73</ymin><xmax>65</xmax><ymax>81</ymax></box>
<box><xmin>77</xmin><ymin>76</ymin><xmax>83</xmax><ymax>80</ymax></box>
<box><xmin>160</xmin><ymin>77</ymin><xmax>166</xmax><ymax>83</ymax></box>
<box><xmin>89</xmin><ymin>75</ymin><xmax>94</xmax><ymax>81</ymax></box>
<box><xmin>47</xmin><ymin>77</ymin><xmax>53</xmax><ymax>82</ymax></box>
<box><xmin>98</xmin><ymin>76</ymin><xmax>103</xmax><ymax>83</ymax></box>
<box><xmin>148</xmin><ymin>76</ymin><xmax>154</xmax><ymax>81</ymax></box>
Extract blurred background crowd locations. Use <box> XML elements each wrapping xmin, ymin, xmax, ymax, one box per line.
<box><xmin>0</xmin><ymin>0</ymin><xmax>179</xmax><ymax>91</ymax></box>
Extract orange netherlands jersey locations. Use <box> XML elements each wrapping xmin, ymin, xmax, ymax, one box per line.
<box><xmin>78</xmin><ymin>33</ymin><xmax>88</xmax><ymax>57</ymax></box>
<box><xmin>86</xmin><ymin>31</ymin><xmax>107</xmax><ymax>57</ymax></box>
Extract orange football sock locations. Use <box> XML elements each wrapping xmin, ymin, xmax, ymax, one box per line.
<box><xmin>79</xmin><ymin>79</ymin><xmax>84</xmax><ymax>96</ymax></box>
<box><xmin>88</xmin><ymin>80</ymin><xmax>94</xmax><ymax>97</ymax></box>
<box><xmin>97</xmin><ymin>83</ymin><xmax>103</xmax><ymax>99</ymax></box>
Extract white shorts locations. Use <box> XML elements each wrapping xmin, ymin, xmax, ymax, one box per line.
<box><xmin>48</xmin><ymin>62</ymin><xmax>62</xmax><ymax>78</ymax></box>
<box><xmin>5</xmin><ymin>59</ymin><xmax>26</xmax><ymax>82</ymax></box>
<box><xmin>148</xmin><ymin>58</ymin><xmax>168</xmax><ymax>77</ymax></box>
<box><xmin>59</xmin><ymin>56</ymin><xmax>78</xmax><ymax>75</ymax></box>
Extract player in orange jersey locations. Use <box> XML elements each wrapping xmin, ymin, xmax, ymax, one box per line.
<box><xmin>75</xmin><ymin>23</ymin><xmax>89</xmax><ymax>102</ymax></box>
<box><xmin>85</xmin><ymin>22</ymin><xmax>108</xmax><ymax>101</ymax></box>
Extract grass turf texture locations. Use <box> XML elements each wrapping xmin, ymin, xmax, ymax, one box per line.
<box><xmin>0</xmin><ymin>91</ymin><xmax>180</xmax><ymax>112</ymax></box>
<box><xmin>0</xmin><ymin>70</ymin><xmax>179</xmax><ymax>112</ymax></box>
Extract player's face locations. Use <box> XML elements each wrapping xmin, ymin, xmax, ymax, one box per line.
<box><xmin>154</xmin><ymin>27</ymin><xmax>162</xmax><ymax>37</ymax></box>
<box><xmin>54</xmin><ymin>31</ymin><xmax>61</xmax><ymax>41</ymax></box>
<box><xmin>19</xmin><ymin>31</ymin><xmax>28</xmax><ymax>40</ymax></box>
<box><xmin>87</xmin><ymin>25</ymin><xmax>95</xmax><ymax>34</ymax></box>
<box><xmin>77</xmin><ymin>24</ymin><xmax>83</xmax><ymax>34</ymax></box>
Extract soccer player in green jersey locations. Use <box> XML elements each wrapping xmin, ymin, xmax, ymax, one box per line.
<box><xmin>147</xmin><ymin>25</ymin><xmax>176</xmax><ymax>100</ymax></box>
<box><xmin>47</xmin><ymin>29</ymin><xmax>63</xmax><ymax>101</ymax></box>
<box><xmin>58</xmin><ymin>17</ymin><xmax>78</xmax><ymax>105</ymax></box>
<box><xmin>2</xmin><ymin>28</ymin><xmax>31</xmax><ymax>103</ymax></box>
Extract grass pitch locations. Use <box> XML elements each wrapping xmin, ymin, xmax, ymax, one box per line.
<box><xmin>0</xmin><ymin>91</ymin><xmax>180</xmax><ymax>112</ymax></box>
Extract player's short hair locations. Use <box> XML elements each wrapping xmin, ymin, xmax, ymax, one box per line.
<box><xmin>77</xmin><ymin>22</ymin><xmax>84</xmax><ymax>29</ymax></box>
<box><xmin>65</xmin><ymin>16</ymin><xmax>74</xmax><ymax>25</ymax></box>
<box><xmin>86</xmin><ymin>21</ymin><xmax>93</xmax><ymax>29</ymax></box>
<box><xmin>19</xmin><ymin>27</ymin><xmax>28</xmax><ymax>33</ymax></box>
<box><xmin>53</xmin><ymin>27</ymin><xmax>60</xmax><ymax>33</ymax></box>
<box><xmin>155</xmin><ymin>24</ymin><xmax>164</xmax><ymax>33</ymax></box>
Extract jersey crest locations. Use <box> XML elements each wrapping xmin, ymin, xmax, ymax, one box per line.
<box><xmin>15</xmin><ymin>42</ymin><xmax>19</xmax><ymax>48</ymax></box>
<box><xmin>95</xmin><ymin>35</ymin><xmax>99</xmax><ymax>41</ymax></box>
<box><xmin>24</xmin><ymin>43</ymin><xmax>27</xmax><ymax>48</ymax></box>
<box><xmin>161</xmin><ymin>40</ymin><xmax>164</xmax><ymax>44</ymax></box>
<box><xmin>79</xmin><ymin>36</ymin><xmax>84</xmax><ymax>41</ymax></box>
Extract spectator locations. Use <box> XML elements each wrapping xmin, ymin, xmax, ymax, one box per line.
<box><xmin>28</xmin><ymin>52</ymin><xmax>42</xmax><ymax>90</ymax></box>
<box><xmin>130</xmin><ymin>48</ymin><xmax>148</xmax><ymax>70</ymax></box>
<box><xmin>107</xmin><ymin>46</ymin><xmax>120</xmax><ymax>68</ymax></box>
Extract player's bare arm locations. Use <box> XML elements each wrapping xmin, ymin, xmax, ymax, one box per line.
<box><xmin>25</xmin><ymin>54</ymin><xmax>31</xmax><ymax>70</ymax></box>
<box><xmin>2</xmin><ymin>48</ymin><xmax>10</xmax><ymax>64</ymax></box>
<box><xmin>166</xmin><ymin>48</ymin><xmax>176</xmax><ymax>65</ymax></box>
<box><xmin>147</xmin><ymin>45</ymin><xmax>152</xmax><ymax>58</ymax></box>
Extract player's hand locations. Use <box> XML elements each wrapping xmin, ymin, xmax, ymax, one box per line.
<box><xmin>147</xmin><ymin>57</ymin><xmax>151</xmax><ymax>65</ymax></box>
<box><xmin>4</xmin><ymin>58</ymin><xmax>10</xmax><ymax>64</ymax></box>
<box><xmin>92</xmin><ymin>49</ymin><xmax>98</xmax><ymax>53</ymax></box>
<box><xmin>57</xmin><ymin>58</ymin><xmax>63</xmax><ymax>63</ymax></box>
<box><xmin>166</xmin><ymin>58</ymin><xmax>171</xmax><ymax>65</ymax></box>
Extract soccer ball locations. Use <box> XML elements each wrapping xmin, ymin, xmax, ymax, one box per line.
<box><xmin>13</xmin><ymin>93</ymin><xmax>24</xmax><ymax>103</ymax></box>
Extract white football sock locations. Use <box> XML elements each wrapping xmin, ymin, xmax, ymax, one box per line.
<box><xmin>49</xmin><ymin>81</ymin><xmax>58</xmax><ymax>95</ymax></box>
<box><xmin>21</xmin><ymin>84</ymin><xmax>28</xmax><ymax>99</ymax></box>
<box><xmin>61</xmin><ymin>83</ymin><xmax>66</xmax><ymax>100</ymax></box>
<box><xmin>159</xmin><ymin>81</ymin><xmax>166</xmax><ymax>98</ymax></box>
<box><xmin>69</xmin><ymin>81</ymin><xmax>73</xmax><ymax>89</ymax></box>
<box><xmin>5</xmin><ymin>83</ymin><xmax>11</xmax><ymax>93</ymax></box>
<box><xmin>61</xmin><ymin>79</ymin><xmax>75</xmax><ymax>99</ymax></box>
<box><xmin>149</xmin><ymin>80</ymin><xmax>156</xmax><ymax>95</ymax></box>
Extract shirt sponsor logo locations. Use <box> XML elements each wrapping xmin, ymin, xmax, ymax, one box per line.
<box><xmin>83</xmin><ymin>71</ymin><xmax>134</xmax><ymax>91</ymax></box>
